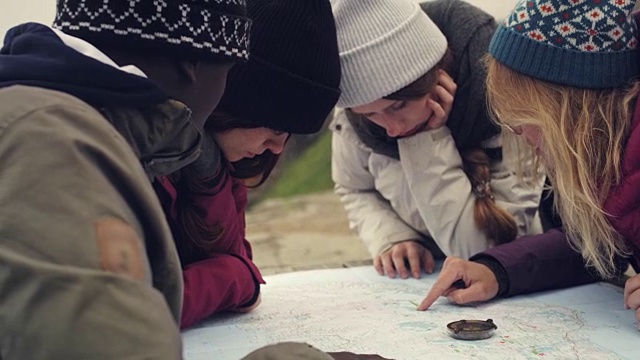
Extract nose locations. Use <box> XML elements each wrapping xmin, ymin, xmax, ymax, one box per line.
<box><xmin>381</xmin><ymin>115</ymin><xmax>404</xmax><ymax>137</ymax></box>
<box><xmin>265</xmin><ymin>133</ymin><xmax>288</xmax><ymax>154</ymax></box>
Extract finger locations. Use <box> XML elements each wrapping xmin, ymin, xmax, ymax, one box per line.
<box><xmin>437</xmin><ymin>69</ymin><xmax>457</xmax><ymax>95</ymax></box>
<box><xmin>422</xmin><ymin>249</ymin><xmax>435</xmax><ymax>274</ymax></box>
<box><xmin>624</xmin><ymin>276</ymin><xmax>640</xmax><ymax>309</ymax></box>
<box><xmin>391</xmin><ymin>250</ymin><xmax>409</xmax><ymax>279</ymax></box>
<box><xmin>381</xmin><ymin>254</ymin><xmax>396</xmax><ymax>279</ymax></box>
<box><xmin>626</xmin><ymin>289</ymin><xmax>640</xmax><ymax>311</ymax></box>
<box><xmin>406</xmin><ymin>245</ymin><xmax>421</xmax><ymax>279</ymax></box>
<box><xmin>432</xmin><ymin>84</ymin><xmax>455</xmax><ymax>113</ymax></box>
<box><xmin>373</xmin><ymin>256</ymin><xmax>384</xmax><ymax>276</ymax></box>
<box><xmin>446</xmin><ymin>284</ymin><xmax>493</xmax><ymax>305</ymax></box>
<box><xmin>417</xmin><ymin>270</ymin><xmax>463</xmax><ymax>310</ymax></box>
<box><xmin>426</xmin><ymin>99</ymin><xmax>446</xmax><ymax>129</ymax></box>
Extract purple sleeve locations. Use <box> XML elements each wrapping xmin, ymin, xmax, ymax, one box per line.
<box><xmin>470</xmin><ymin>229</ymin><xmax>600</xmax><ymax>296</ymax></box>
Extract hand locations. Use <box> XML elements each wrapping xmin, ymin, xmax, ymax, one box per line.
<box><xmin>624</xmin><ymin>274</ymin><xmax>640</xmax><ymax>328</ymax></box>
<box><xmin>232</xmin><ymin>292</ymin><xmax>261</xmax><ymax>313</ymax></box>
<box><xmin>328</xmin><ymin>352</ymin><xmax>393</xmax><ymax>360</ymax></box>
<box><xmin>374</xmin><ymin>241</ymin><xmax>435</xmax><ymax>279</ymax></box>
<box><xmin>424</xmin><ymin>69</ymin><xmax>457</xmax><ymax>130</ymax></box>
<box><xmin>417</xmin><ymin>256</ymin><xmax>499</xmax><ymax>311</ymax></box>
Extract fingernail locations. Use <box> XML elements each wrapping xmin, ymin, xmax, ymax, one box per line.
<box><xmin>413</xmin><ymin>272</ymin><xmax>420</xmax><ymax>279</ymax></box>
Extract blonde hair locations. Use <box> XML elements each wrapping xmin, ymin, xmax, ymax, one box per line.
<box><xmin>486</xmin><ymin>56</ymin><xmax>639</xmax><ymax>277</ymax></box>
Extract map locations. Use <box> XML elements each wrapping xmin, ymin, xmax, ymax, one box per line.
<box><xmin>182</xmin><ymin>266</ymin><xmax>639</xmax><ymax>359</ymax></box>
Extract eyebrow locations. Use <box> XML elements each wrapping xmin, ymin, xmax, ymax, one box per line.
<box><xmin>353</xmin><ymin>101</ymin><xmax>399</xmax><ymax>117</ymax></box>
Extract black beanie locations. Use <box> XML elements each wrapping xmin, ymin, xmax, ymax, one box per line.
<box><xmin>53</xmin><ymin>0</ymin><xmax>251</xmax><ymax>63</ymax></box>
<box><xmin>215</xmin><ymin>0</ymin><xmax>341</xmax><ymax>134</ymax></box>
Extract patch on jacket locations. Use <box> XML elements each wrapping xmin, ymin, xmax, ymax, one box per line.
<box><xmin>95</xmin><ymin>218</ymin><xmax>145</xmax><ymax>280</ymax></box>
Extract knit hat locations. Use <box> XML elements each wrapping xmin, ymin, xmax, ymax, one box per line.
<box><xmin>331</xmin><ymin>0</ymin><xmax>448</xmax><ymax>108</ymax></box>
<box><xmin>53</xmin><ymin>0</ymin><xmax>251</xmax><ymax>63</ymax></box>
<box><xmin>214</xmin><ymin>0</ymin><xmax>341</xmax><ymax>134</ymax></box>
<box><xmin>490</xmin><ymin>0</ymin><xmax>640</xmax><ymax>89</ymax></box>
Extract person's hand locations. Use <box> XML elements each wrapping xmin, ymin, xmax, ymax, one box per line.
<box><xmin>328</xmin><ymin>352</ymin><xmax>393</xmax><ymax>360</ymax></box>
<box><xmin>417</xmin><ymin>256</ymin><xmax>499</xmax><ymax>311</ymax></box>
<box><xmin>232</xmin><ymin>292</ymin><xmax>262</xmax><ymax>313</ymax></box>
<box><xmin>424</xmin><ymin>69</ymin><xmax>457</xmax><ymax>130</ymax></box>
<box><xmin>624</xmin><ymin>274</ymin><xmax>640</xmax><ymax>328</ymax></box>
<box><xmin>374</xmin><ymin>241</ymin><xmax>434</xmax><ymax>279</ymax></box>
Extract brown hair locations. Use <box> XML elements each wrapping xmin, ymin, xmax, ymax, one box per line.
<box><xmin>349</xmin><ymin>49</ymin><xmax>518</xmax><ymax>245</ymax></box>
<box><xmin>172</xmin><ymin>112</ymin><xmax>283</xmax><ymax>257</ymax></box>
<box><xmin>486</xmin><ymin>56</ymin><xmax>638</xmax><ymax>276</ymax></box>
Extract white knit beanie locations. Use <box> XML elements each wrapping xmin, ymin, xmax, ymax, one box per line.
<box><xmin>331</xmin><ymin>0</ymin><xmax>448</xmax><ymax>108</ymax></box>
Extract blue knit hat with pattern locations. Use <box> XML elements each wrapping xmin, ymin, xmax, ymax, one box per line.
<box><xmin>490</xmin><ymin>0</ymin><xmax>640</xmax><ymax>89</ymax></box>
<box><xmin>53</xmin><ymin>0</ymin><xmax>251</xmax><ymax>63</ymax></box>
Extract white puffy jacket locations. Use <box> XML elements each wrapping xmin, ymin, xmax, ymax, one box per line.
<box><xmin>331</xmin><ymin>109</ymin><xmax>544</xmax><ymax>259</ymax></box>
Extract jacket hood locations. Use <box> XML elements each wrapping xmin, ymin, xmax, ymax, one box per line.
<box><xmin>0</xmin><ymin>23</ymin><xmax>167</xmax><ymax>108</ymax></box>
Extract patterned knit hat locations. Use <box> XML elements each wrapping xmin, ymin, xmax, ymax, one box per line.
<box><xmin>214</xmin><ymin>0</ymin><xmax>341</xmax><ymax>134</ymax></box>
<box><xmin>53</xmin><ymin>0</ymin><xmax>251</xmax><ymax>62</ymax></box>
<box><xmin>331</xmin><ymin>0</ymin><xmax>448</xmax><ymax>108</ymax></box>
<box><xmin>490</xmin><ymin>0</ymin><xmax>640</xmax><ymax>89</ymax></box>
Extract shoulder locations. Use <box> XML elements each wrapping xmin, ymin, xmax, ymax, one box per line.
<box><xmin>420</xmin><ymin>0</ymin><xmax>497</xmax><ymax>44</ymax></box>
<box><xmin>0</xmin><ymin>85</ymin><xmax>142</xmax><ymax>179</ymax></box>
<box><xmin>329</xmin><ymin>108</ymin><xmax>372</xmax><ymax>152</ymax></box>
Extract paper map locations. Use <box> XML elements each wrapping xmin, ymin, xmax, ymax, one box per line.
<box><xmin>182</xmin><ymin>266</ymin><xmax>639</xmax><ymax>359</ymax></box>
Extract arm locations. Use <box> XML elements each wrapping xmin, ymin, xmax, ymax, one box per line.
<box><xmin>331</xmin><ymin>122</ymin><xmax>421</xmax><ymax>257</ymax></box>
<box><xmin>177</xmin><ymin>174</ymin><xmax>263</xmax><ymax>329</ymax></box>
<box><xmin>0</xmin><ymin>102</ymin><xmax>181</xmax><ymax>359</ymax></box>
<box><xmin>419</xmin><ymin>228</ymin><xmax>626</xmax><ymax>310</ymax></box>
<box><xmin>471</xmin><ymin>229</ymin><xmax>604</xmax><ymax>296</ymax></box>
<box><xmin>181</xmin><ymin>252</ymin><xmax>261</xmax><ymax>328</ymax></box>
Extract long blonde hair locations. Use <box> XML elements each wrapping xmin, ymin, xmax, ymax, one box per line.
<box><xmin>486</xmin><ymin>57</ymin><xmax>639</xmax><ymax>277</ymax></box>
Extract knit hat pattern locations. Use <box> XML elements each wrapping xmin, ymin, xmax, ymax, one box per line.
<box><xmin>490</xmin><ymin>0</ymin><xmax>640</xmax><ymax>89</ymax></box>
<box><xmin>214</xmin><ymin>0</ymin><xmax>341</xmax><ymax>134</ymax></box>
<box><xmin>331</xmin><ymin>0</ymin><xmax>448</xmax><ymax>108</ymax></box>
<box><xmin>53</xmin><ymin>0</ymin><xmax>251</xmax><ymax>62</ymax></box>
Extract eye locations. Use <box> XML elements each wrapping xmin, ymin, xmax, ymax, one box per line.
<box><xmin>272</xmin><ymin>129</ymin><xmax>286</xmax><ymax>136</ymax></box>
<box><xmin>390</xmin><ymin>100</ymin><xmax>406</xmax><ymax>111</ymax></box>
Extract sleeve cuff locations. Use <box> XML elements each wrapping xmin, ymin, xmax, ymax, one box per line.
<box><xmin>470</xmin><ymin>255</ymin><xmax>510</xmax><ymax>297</ymax></box>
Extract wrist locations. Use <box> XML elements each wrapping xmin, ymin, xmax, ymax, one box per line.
<box><xmin>471</xmin><ymin>256</ymin><xmax>510</xmax><ymax>297</ymax></box>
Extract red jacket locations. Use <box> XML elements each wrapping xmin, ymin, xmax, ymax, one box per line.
<box><xmin>473</xmin><ymin>96</ymin><xmax>640</xmax><ymax>296</ymax></box>
<box><xmin>156</xmin><ymin>165</ymin><xmax>265</xmax><ymax>329</ymax></box>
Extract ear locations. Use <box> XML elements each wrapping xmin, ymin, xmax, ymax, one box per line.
<box><xmin>177</xmin><ymin>60</ymin><xmax>198</xmax><ymax>84</ymax></box>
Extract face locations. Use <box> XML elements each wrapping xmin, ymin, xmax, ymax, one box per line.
<box><xmin>213</xmin><ymin>127</ymin><xmax>288</xmax><ymax>162</ymax></box>
<box><xmin>182</xmin><ymin>62</ymin><xmax>233</xmax><ymax>129</ymax></box>
<box><xmin>351</xmin><ymin>95</ymin><xmax>433</xmax><ymax>138</ymax></box>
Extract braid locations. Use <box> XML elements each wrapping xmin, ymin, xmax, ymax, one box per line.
<box><xmin>461</xmin><ymin>148</ymin><xmax>518</xmax><ymax>245</ymax></box>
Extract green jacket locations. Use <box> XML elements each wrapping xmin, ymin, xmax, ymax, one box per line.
<box><xmin>0</xmin><ymin>85</ymin><xmax>199</xmax><ymax>359</ymax></box>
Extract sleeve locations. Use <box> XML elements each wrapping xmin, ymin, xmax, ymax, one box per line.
<box><xmin>178</xmin><ymin>179</ymin><xmax>264</xmax><ymax>329</ymax></box>
<box><xmin>398</xmin><ymin>127</ymin><xmax>492</xmax><ymax>258</ymax></box>
<box><xmin>331</xmin><ymin>127</ymin><xmax>421</xmax><ymax>257</ymax></box>
<box><xmin>0</xmin><ymin>104</ymin><xmax>182</xmax><ymax>359</ymax></box>
<box><xmin>181</xmin><ymin>252</ymin><xmax>262</xmax><ymax>329</ymax></box>
<box><xmin>470</xmin><ymin>229</ymin><xmax>605</xmax><ymax>296</ymax></box>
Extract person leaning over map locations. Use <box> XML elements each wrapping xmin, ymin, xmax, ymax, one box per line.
<box><xmin>0</xmin><ymin>0</ymin><xmax>389</xmax><ymax>358</ymax></box>
<box><xmin>330</xmin><ymin>0</ymin><xmax>545</xmax><ymax>280</ymax></box>
<box><xmin>419</xmin><ymin>0</ymin><xmax>640</xmax><ymax>328</ymax></box>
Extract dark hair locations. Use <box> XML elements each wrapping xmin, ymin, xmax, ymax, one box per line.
<box><xmin>349</xmin><ymin>49</ymin><xmax>517</xmax><ymax>245</ymax></box>
<box><xmin>206</xmin><ymin>112</ymin><xmax>283</xmax><ymax>187</ymax></box>
<box><xmin>171</xmin><ymin>112</ymin><xmax>284</xmax><ymax>257</ymax></box>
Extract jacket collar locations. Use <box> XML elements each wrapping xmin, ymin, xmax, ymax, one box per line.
<box><xmin>99</xmin><ymin>100</ymin><xmax>202</xmax><ymax>179</ymax></box>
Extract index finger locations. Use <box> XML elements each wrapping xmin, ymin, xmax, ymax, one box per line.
<box><xmin>437</xmin><ymin>69</ymin><xmax>457</xmax><ymax>95</ymax></box>
<box><xmin>417</xmin><ymin>270</ymin><xmax>462</xmax><ymax>311</ymax></box>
